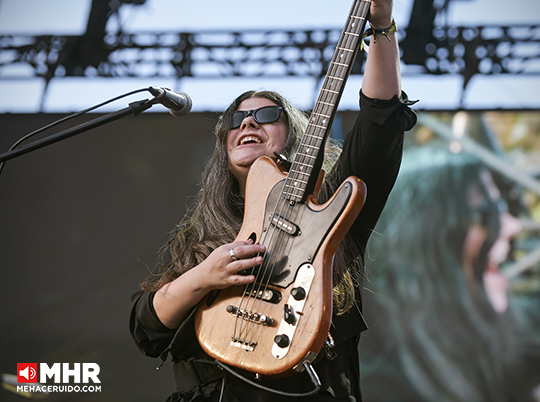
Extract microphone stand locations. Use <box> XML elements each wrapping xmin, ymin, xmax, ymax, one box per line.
<box><xmin>0</xmin><ymin>98</ymin><xmax>155</xmax><ymax>164</ymax></box>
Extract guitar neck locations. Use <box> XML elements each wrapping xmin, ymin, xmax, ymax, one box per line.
<box><xmin>283</xmin><ymin>0</ymin><xmax>371</xmax><ymax>203</ymax></box>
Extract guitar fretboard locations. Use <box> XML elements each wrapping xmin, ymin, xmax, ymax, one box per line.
<box><xmin>283</xmin><ymin>0</ymin><xmax>371</xmax><ymax>203</ymax></box>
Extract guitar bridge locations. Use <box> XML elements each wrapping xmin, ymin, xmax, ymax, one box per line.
<box><xmin>226</xmin><ymin>305</ymin><xmax>274</xmax><ymax>327</ymax></box>
<box><xmin>230</xmin><ymin>337</ymin><xmax>256</xmax><ymax>351</ymax></box>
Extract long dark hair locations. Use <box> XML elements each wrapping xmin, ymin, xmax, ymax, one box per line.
<box><xmin>360</xmin><ymin>146</ymin><xmax>530</xmax><ymax>401</ymax></box>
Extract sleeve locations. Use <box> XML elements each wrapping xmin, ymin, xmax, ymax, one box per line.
<box><xmin>129</xmin><ymin>290</ymin><xmax>177</xmax><ymax>358</ymax></box>
<box><xmin>329</xmin><ymin>90</ymin><xmax>417</xmax><ymax>251</ymax></box>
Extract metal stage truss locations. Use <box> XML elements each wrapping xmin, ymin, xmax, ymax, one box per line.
<box><xmin>1</xmin><ymin>25</ymin><xmax>539</xmax><ymax>81</ymax></box>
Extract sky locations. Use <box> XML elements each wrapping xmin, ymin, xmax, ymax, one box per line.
<box><xmin>0</xmin><ymin>0</ymin><xmax>539</xmax><ymax>113</ymax></box>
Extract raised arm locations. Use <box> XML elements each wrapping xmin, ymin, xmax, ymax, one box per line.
<box><xmin>361</xmin><ymin>0</ymin><xmax>401</xmax><ymax>100</ymax></box>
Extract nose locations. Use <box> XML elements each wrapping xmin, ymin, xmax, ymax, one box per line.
<box><xmin>488</xmin><ymin>212</ymin><xmax>522</xmax><ymax>265</ymax></box>
<box><xmin>500</xmin><ymin>212</ymin><xmax>522</xmax><ymax>240</ymax></box>
<box><xmin>240</xmin><ymin>114</ymin><xmax>259</xmax><ymax>130</ymax></box>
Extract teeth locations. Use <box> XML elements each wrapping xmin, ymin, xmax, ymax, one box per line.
<box><xmin>240</xmin><ymin>136</ymin><xmax>262</xmax><ymax>145</ymax></box>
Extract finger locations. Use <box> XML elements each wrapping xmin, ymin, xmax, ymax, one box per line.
<box><xmin>227</xmin><ymin>274</ymin><xmax>255</xmax><ymax>285</ymax></box>
<box><xmin>229</xmin><ymin>244</ymin><xmax>265</xmax><ymax>261</ymax></box>
<box><xmin>230</xmin><ymin>255</ymin><xmax>263</xmax><ymax>271</ymax></box>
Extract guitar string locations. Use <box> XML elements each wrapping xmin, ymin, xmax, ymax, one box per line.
<box><xmin>234</xmin><ymin>0</ymin><xmax>368</xmax><ymax>345</ymax></box>
<box><xmin>238</xmin><ymin>180</ymin><xmax>295</xmax><ymax>345</ymax></box>
<box><xmin>232</xmin><ymin>0</ymin><xmax>367</xmax><ymax>347</ymax></box>
<box><xmin>235</xmin><ymin>62</ymin><xmax>335</xmax><ymax>345</ymax></box>
<box><xmin>232</xmin><ymin>173</ymin><xmax>296</xmax><ymax>344</ymax></box>
<box><xmin>236</xmin><ymin>72</ymin><xmax>338</xmax><ymax>344</ymax></box>
<box><xmin>231</xmin><ymin>0</ymin><xmax>369</xmax><ymax>350</ymax></box>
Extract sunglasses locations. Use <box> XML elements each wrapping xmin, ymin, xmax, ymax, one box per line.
<box><xmin>231</xmin><ymin>105</ymin><xmax>284</xmax><ymax>129</ymax></box>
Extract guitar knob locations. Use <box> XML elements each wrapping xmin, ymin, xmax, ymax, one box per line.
<box><xmin>274</xmin><ymin>334</ymin><xmax>290</xmax><ymax>348</ymax></box>
<box><xmin>291</xmin><ymin>287</ymin><xmax>306</xmax><ymax>300</ymax></box>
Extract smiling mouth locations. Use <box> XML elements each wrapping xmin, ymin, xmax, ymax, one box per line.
<box><xmin>239</xmin><ymin>136</ymin><xmax>262</xmax><ymax>145</ymax></box>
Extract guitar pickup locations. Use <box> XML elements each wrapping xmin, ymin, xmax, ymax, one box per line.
<box><xmin>245</xmin><ymin>285</ymin><xmax>282</xmax><ymax>304</ymax></box>
<box><xmin>270</xmin><ymin>214</ymin><xmax>300</xmax><ymax>236</ymax></box>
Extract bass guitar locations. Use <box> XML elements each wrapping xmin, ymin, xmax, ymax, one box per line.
<box><xmin>195</xmin><ymin>0</ymin><xmax>371</xmax><ymax>377</ymax></box>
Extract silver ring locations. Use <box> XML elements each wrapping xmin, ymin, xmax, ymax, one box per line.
<box><xmin>230</xmin><ymin>248</ymin><xmax>238</xmax><ymax>261</ymax></box>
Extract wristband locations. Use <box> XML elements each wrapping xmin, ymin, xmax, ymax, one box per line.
<box><xmin>361</xmin><ymin>19</ymin><xmax>397</xmax><ymax>50</ymax></box>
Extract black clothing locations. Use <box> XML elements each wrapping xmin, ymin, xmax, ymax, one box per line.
<box><xmin>130</xmin><ymin>91</ymin><xmax>417</xmax><ymax>401</ymax></box>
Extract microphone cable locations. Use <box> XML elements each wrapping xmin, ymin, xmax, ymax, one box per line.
<box><xmin>0</xmin><ymin>87</ymin><xmax>150</xmax><ymax>177</ymax></box>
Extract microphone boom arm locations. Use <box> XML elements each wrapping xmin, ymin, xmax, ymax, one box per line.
<box><xmin>0</xmin><ymin>99</ymin><xmax>153</xmax><ymax>164</ymax></box>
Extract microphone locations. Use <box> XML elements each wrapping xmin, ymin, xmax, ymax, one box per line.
<box><xmin>148</xmin><ymin>86</ymin><xmax>192</xmax><ymax>117</ymax></box>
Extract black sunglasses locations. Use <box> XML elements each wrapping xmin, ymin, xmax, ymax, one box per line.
<box><xmin>231</xmin><ymin>105</ymin><xmax>284</xmax><ymax>129</ymax></box>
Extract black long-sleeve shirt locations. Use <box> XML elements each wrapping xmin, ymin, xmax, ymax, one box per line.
<box><xmin>130</xmin><ymin>91</ymin><xmax>417</xmax><ymax>402</ymax></box>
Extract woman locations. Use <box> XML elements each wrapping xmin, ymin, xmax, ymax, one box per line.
<box><xmin>360</xmin><ymin>146</ymin><xmax>536</xmax><ymax>402</ymax></box>
<box><xmin>130</xmin><ymin>0</ymin><xmax>417</xmax><ymax>400</ymax></box>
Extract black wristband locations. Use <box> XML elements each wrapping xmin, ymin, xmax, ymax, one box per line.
<box><xmin>362</xmin><ymin>18</ymin><xmax>397</xmax><ymax>48</ymax></box>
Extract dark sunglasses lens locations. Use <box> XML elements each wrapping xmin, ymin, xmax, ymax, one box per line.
<box><xmin>254</xmin><ymin>106</ymin><xmax>281</xmax><ymax>124</ymax></box>
<box><xmin>232</xmin><ymin>111</ymin><xmax>248</xmax><ymax>128</ymax></box>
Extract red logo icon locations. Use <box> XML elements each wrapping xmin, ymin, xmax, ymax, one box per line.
<box><xmin>17</xmin><ymin>363</ymin><xmax>38</xmax><ymax>383</ymax></box>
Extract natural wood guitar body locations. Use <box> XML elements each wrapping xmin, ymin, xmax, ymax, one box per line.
<box><xmin>194</xmin><ymin>156</ymin><xmax>366</xmax><ymax>376</ymax></box>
